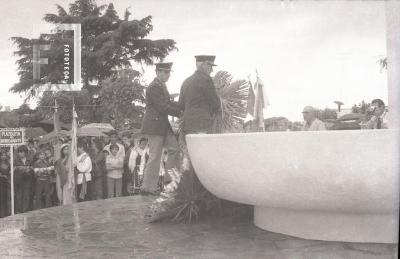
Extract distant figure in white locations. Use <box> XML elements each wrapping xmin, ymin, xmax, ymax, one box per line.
<box><xmin>302</xmin><ymin>106</ymin><xmax>326</xmax><ymax>131</ymax></box>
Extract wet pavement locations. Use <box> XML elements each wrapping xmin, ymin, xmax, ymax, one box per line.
<box><xmin>0</xmin><ymin>196</ymin><xmax>397</xmax><ymax>258</ymax></box>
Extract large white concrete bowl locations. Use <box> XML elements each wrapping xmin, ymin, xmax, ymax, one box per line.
<box><xmin>186</xmin><ymin>130</ymin><xmax>399</xmax><ymax>243</ymax></box>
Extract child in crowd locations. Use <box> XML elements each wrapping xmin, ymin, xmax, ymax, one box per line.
<box><xmin>27</xmin><ymin>139</ymin><xmax>37</xmax><ymax>162</ymax></box>
<box><xmin>33</xmin><ymin>150</ymin><xmax>54</xmax><ymax>209</ymax></box>
<box><xmin>106</xmin><ymin>144</ymin><xmax>124</xmax><ymax>198</ymax></box>
<box><xmin>76</xmin><ymin>141</ymin><xmax>92</xmax><ymax>202</ymax></box>
<box><xmin>128</xmin><ymin>138</ymin><xmax>149</xmax><ymax>194</ymax></box>
<box><xmin>0</xmin><ymin>160</ymin><xmax>10</xmax><ymax>217</ymax></box>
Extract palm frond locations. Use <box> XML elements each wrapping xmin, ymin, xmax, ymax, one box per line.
<box><xmin>212</xmin><ymin>71</ymin><xmax>249</xmax><ymax>133</ymax></box>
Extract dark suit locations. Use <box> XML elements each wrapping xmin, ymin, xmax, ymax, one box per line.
<box><xmin>141</xmin><ymin>78</ymin><xmax>181</xmax><ymax>136</ymax></box>
<box><xmin>141</xmin><ymin>77</ymin><xmax>181</xmax><ymax>193</ymax></box>
<box><xmin>179</xmin><ymin>70</ymin><xmax>220</xmax><ymax>134</ymax></box>
<box><xmin>14</xmin><ymin>157</ymin><xmax>34</xmax><ymax>213</ymax></box>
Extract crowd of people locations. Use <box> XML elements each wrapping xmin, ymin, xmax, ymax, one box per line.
<box><xmin>0</xmin><ymin>129</ymin><xmax>175</xmax><ymax>217</ymax></box>
<box><xmin>0</xmin><ymin>53</ymin><xmax>389</xmax><ymax>219</ymax></box>
<box><xmin>0</xmin><ymin>54</ymin><xmax>221</xmax><ymax>218</ymax></box>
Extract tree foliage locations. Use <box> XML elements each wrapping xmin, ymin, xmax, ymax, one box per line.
<box><xmin>11</xmin><ymin>0</ymin><xmax>177</xmax><ymax>98</ymax></box>
<box><xmin>351</xmin><ymin>100</ymin><xmax>371</xmax><ymax>114</ymax></box>
<box><xmin>11</xmin><ymin>0</ymin><xmax>177</xmax><ymax>126</ymax></box>
<box><xmin>37</xmin><ymin>90</ymin><xmax>91</xmax><ymax>124</ymax></box>
<box><xmin>98</xmin><ymin>69</ymin><xmax>145</xmax><ymax>129</ymax></box>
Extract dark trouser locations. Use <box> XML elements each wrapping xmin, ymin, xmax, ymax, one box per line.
<box><xmin>50</xmin><ymin>182</ymin><xmax>58</xmax><ymax>206</ymax></box>
<box><xmin>122</xmin><ymin>170</ymin><xmax>130</xmax><ymax>196</ymax></box>
<box><xmin>76</xmin><ymin>181</ymin><xmax>92</xmax><ymax>202</ymax></box>
<box><xmin>0</xmin><ymin>181</ymin><xmax>9</xmax><ymax>217</ymax></box>
<box><xmin>35</xmin><ymin>179</ymin><xmax>53</xmax><ymax>209</ymax></box>
<box><xmin>15</xmin><ymin>176</ymin><xmax>33</xmax><ymax>213</ymax></box>
<box><xmin>92</xmin><ymin>177</ymin><xmax>103</xmax><ymax>200</ymax></box>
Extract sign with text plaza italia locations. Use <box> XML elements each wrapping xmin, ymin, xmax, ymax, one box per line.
<box><xmin>0</xmin><ymin>128</ymin><xmax>25</xmax><ymax>146</ymax></box>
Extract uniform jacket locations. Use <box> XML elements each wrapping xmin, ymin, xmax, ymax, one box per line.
<box><xmin>141</xmin><ymin>77</ymin><xmax>181</xmax><ymax>136</ymax></box>
<box><xmin>178</xmin><ymin>70</ymin><xmax>220</xmax><ymax>134</ymax></box>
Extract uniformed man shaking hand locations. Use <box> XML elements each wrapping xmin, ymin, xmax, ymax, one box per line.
<box><xmin>140</xmin><ymin>62</ymin><xmax>182</xmax><ymax>195</ymax></box>
<box><xmin>178</xmin><ymin>55</ymin><xmax>221</xmax><ymax>134</ymax></box>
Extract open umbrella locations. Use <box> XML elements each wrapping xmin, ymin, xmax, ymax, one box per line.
<box><xmin>81</xmin><ymin>123</ymin><xmax>114</xmax><ymax>133</ymax></box>
<box><xmin>38</xmin><ymin>130</ymin><xmax>69</xmax><ymax>144</ymax></box>
<box><xmin>76</xmin><ymin>127</ymin><xmax>107</xmax><ymax>137</ymax></box>
<box><xmin>118</xmin><ymin>128</ymin><xmax>141</xmax><ymax>137</ymax></box>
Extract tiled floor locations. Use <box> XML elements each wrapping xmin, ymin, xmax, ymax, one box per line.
<box><xmin>0</xmin><ymin>196</ymin><xmax>397</xmax><ymax>258</ymax></box>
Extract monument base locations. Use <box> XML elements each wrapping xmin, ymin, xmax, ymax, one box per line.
<box><xmin>254</xmin><ymin>206</ymin><xmax>398</xmax><ymax>243</ymax></box>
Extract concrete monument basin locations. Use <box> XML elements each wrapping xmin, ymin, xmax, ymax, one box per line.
<box><xmin>186</xmin><ymin>130</ymin><xmax>399</xmax><ymax>243</ymax></box>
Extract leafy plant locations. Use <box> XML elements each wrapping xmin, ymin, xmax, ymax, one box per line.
<box><xmin>212</xmin><ymin>71</ymin><xmax>250</xmax><ymax>133</ymax></box>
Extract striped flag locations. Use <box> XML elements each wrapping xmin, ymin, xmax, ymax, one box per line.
<box><xmin>245</xmin><ymin>72</ymin><xmax>269</xmax><ymax>131</ymax></box>
<box><xmin>253</xmin><ymin>75</ymin><xmax>266</xmax><ymax>131</ymax></box>
<box><xmin>244</xmin><ymin>78</ymin><xmax>255</xmax><ymax>123</ymax></box>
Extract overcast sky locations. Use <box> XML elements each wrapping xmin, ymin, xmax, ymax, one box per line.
<box><xmin>0</xmin><ymin>0</ymin><xmax>387</xmax><ymax>121</ymax></box>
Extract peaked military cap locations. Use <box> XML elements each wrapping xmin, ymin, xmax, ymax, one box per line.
<box><xmin>195</xmin><ymin>55</ymin><xmax>217</xmax><ymax>66</ymax></box>
<box><xmin>155</xmin><ymin>62</ymin><xmax>173</xmax><ymax>71</ymax></box>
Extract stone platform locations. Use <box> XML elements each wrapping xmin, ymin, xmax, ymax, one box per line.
<box><xmin>0</xmin><ymin>196</ymin><xmax>397</xmax><ymax>258</ymax></box>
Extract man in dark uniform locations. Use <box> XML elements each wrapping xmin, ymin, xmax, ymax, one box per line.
<box><xmin>178</xmin><ymin>55</ymin><xmax>220</xmax><ymax>134</ymax></box>
<box><xmin>141</xmin><ymin>62</ymin><xmax>182</xmax><ymax>195</ymax></box>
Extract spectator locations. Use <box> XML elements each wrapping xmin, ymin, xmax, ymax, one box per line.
<box><xmin>44</xmin><ymin>147</ymin><xmax>57</xmax><ymax>206</ymax></box>
<box><xmin>122</xmin><ymin>134</ymin><xmax>135</xmax><ymax>196</ymax></box>
<box><xmin>33</xmin><ymin>139</ymin><xmax>40</xmax><ymax>153</ymax></box>
<box><xmin>106</xmin><ymin>144</ymin><xmax>124</xmax><ymax>198</ymax></box>
<box><xmin>14</xmin><ymin>145</ymin><xmax>34</xmax><ymax>213</ymax></box>
<box><xmin>0</xmin><ymin>149</ymin><xmax>9</xmax><ymax>164</ymax></box>
<box><xmin>121</xmin><ymin>133</ymin><xmax>132</xmax><ymax>152</ymax></box>
<box><xmin>103</xmin><ymin>130</ymin><xmax>125</xmax><ymax>157</ymax></box>
<box><xmin>90</xmin><ymin>139</ymin><xmax>106</xmax><ymax>200</ymax></box>
<box><xmin>361</xmin><ymin>99</ymin><xmax>387</xmax><ymax>129</ymax></box>
<box><xmin>55</xmin><ymin>144</ymin><xmax>69</xmax><ymax>205</ymax></box>
<box><xmin>76</xmin><ymin>141</ymin><xmax>92</xmax><ymax>202</ymax></box>
<box><xmin>33</xmin><ymin>150</ymin><xmax>54</xmax><ymax>209</ymax></box>
<box><xmin>0</xmin><ymin>160</ymin><xmax>10</xmax><ymax>217</ymax></box>
<box><xmin>27</xmin><ymin>139</ymin><xmax>37</xmax><ymax>162</ymax></box>
<box><xmin>158</xmin><ymin>149</ymin><xmax>168</xmax><ymax>192</ymax></box>
<box><xmin>128</xmin><ymin>137</ymin><xmax>149</xmax><ymax>194</ymax></box>
<box><xmin>302</xmin><ymin>106</ymin><xmax>326</xmax><ymax>131</ymax></box>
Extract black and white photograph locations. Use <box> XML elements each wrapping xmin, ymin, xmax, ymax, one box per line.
<box><xmin>0</xmin><ymin>0</ymin><xmax>398</xmax><ymax>258</ymax></box>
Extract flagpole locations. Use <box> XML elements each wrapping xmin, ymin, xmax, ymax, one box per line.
<box><xmin>10</xmin><ymin>146</ymin><xmax>14</xmax><ymax>215</ymax></box>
